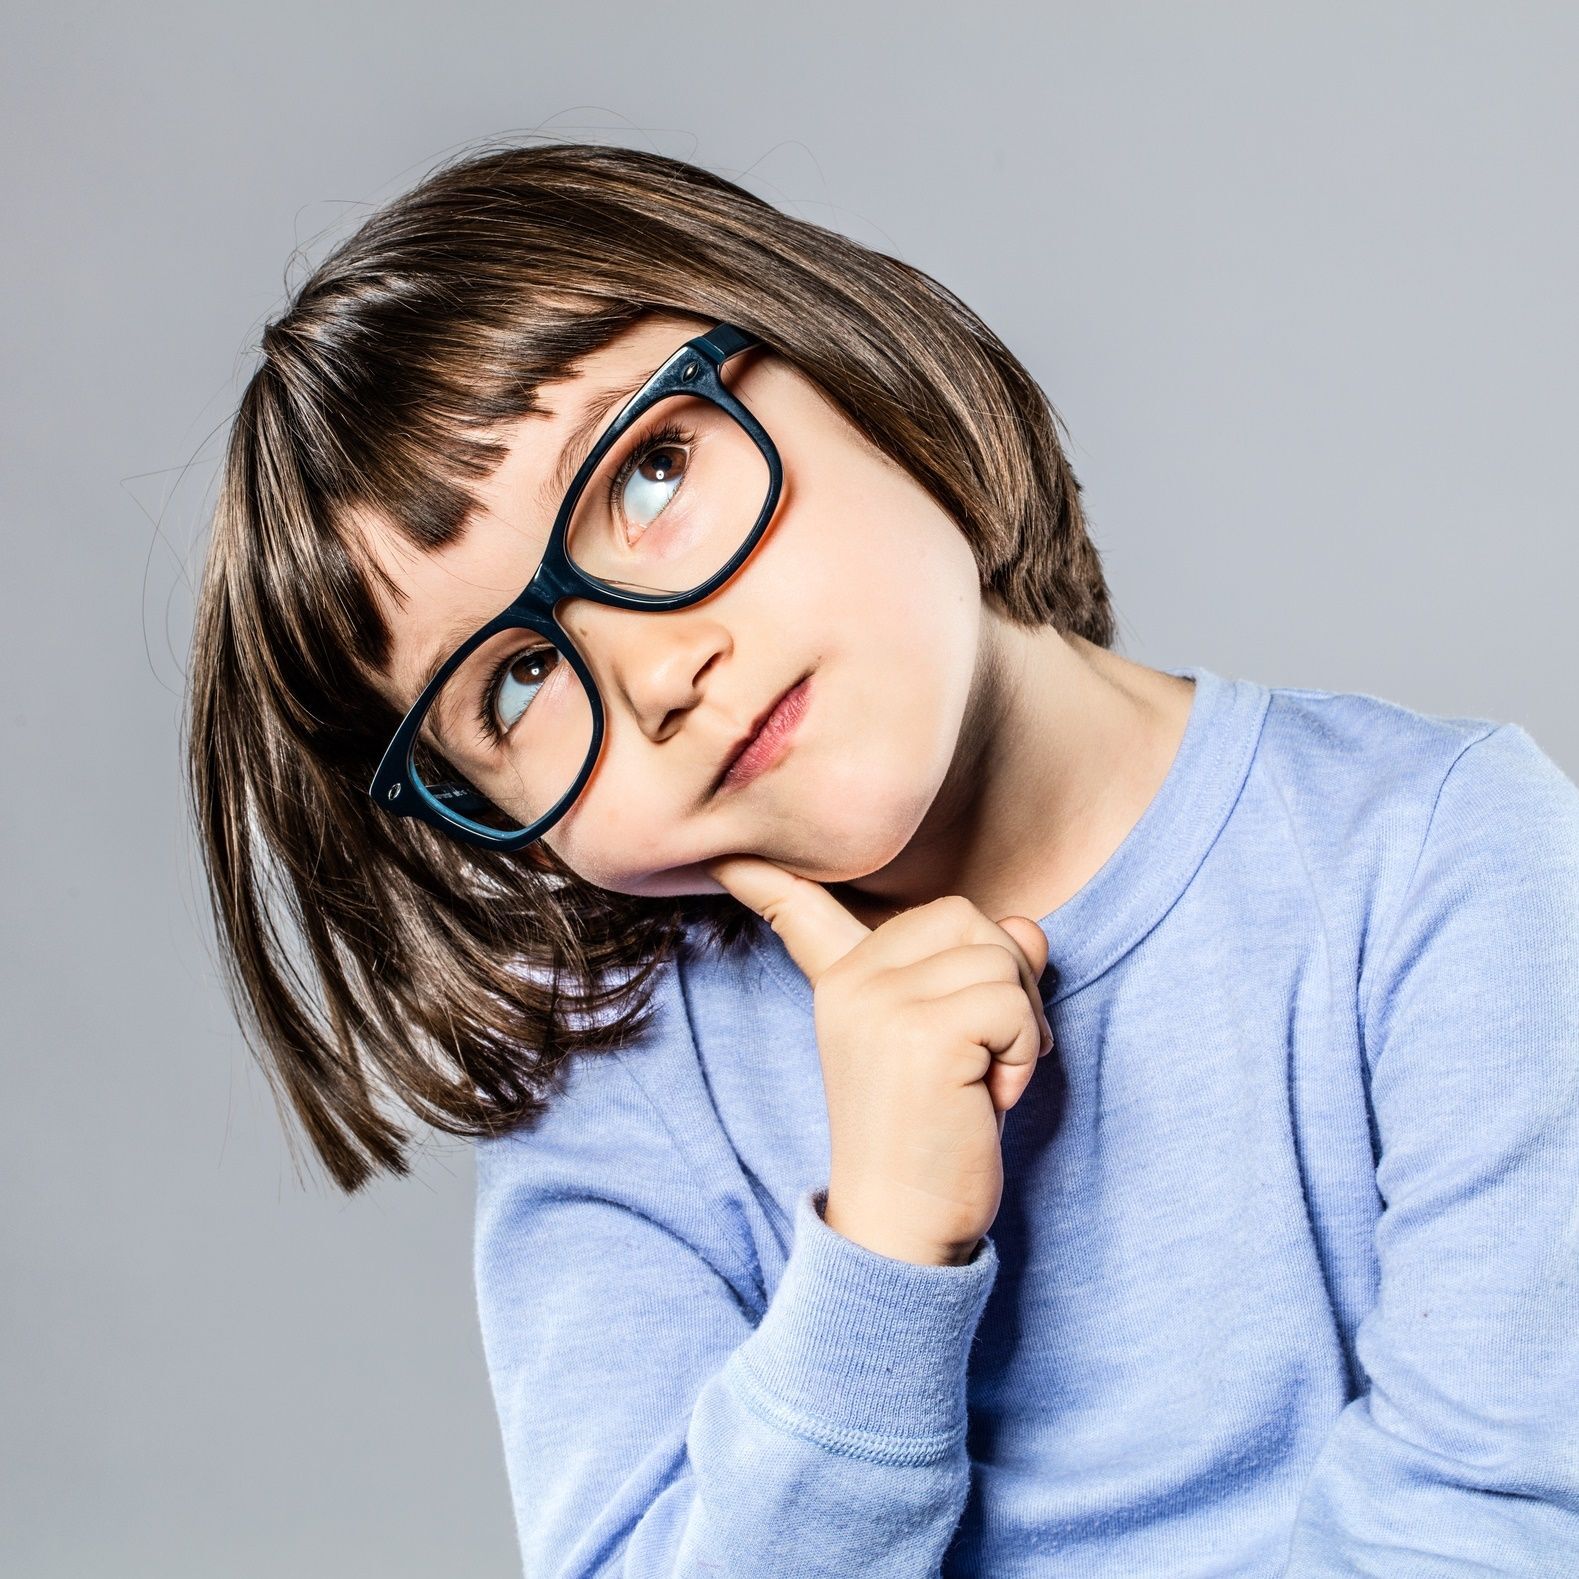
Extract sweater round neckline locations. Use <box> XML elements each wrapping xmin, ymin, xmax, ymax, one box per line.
<box><xmin>745</xmin><ymin>663</ymin><xmax>1271</xmax><ymax>1010</ymax></box>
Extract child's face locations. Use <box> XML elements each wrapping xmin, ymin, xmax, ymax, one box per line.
<box><xmin>357</xmin><ymin>310</ymin><xmax>991</xmax><ymax>899</ymax></box>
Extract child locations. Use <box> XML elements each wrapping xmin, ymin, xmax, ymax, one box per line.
<box><xmin>184</xmin><ymin>140</ymin><xmax>1579</xmax><ymax>1575</ymax></box>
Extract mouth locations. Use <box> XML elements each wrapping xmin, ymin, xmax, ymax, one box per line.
<box><xmin>710</xmin><ymin>670</ymin><xmax>814</xmax><ymax>798</ymax></box>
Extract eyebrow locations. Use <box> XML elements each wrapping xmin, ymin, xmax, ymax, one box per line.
<box><xmin>407</xmin><ymin>609</ymin><xmax>501</xmax><ymax>728</ymax></box>
<box><xmin>403</xmin><ymin>368</ymin><xmax>651</xmax><ymax>713</ymax></box>
<box><xmin>534</xmin><ymin>370</ymin><xmax>651</xmax><ymax>525</ymax></box>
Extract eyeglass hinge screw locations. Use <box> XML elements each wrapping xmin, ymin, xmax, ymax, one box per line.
<box><xmin>387</xmin><ymin>785</ymin><xmax>401</xmax><ymax>801</ymax></box>
<box><xmin>682</xmin><ymin>360</ymin><xmax>698</xmax><ymax>381</ymax></box>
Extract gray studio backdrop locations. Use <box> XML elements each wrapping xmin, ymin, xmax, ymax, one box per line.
<box><xmin>4</xmin><ymin>4</ymin><xmax>1575</xmax><ymax>1574</ymax></box>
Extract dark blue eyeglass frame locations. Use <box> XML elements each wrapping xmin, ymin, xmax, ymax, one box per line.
<box><xmin>367</xmin><ymin>321</ymin><xmax>780</xmax><ymax>853</ymax></box>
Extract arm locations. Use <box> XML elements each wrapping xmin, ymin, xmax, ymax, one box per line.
<box><xmin>473</xmin><ymin>1042</ymin><xmax>998</xmax><ymax>1578</ymax></box>
<box><xmin>1282</xmin><ymin>722</ymin><xmax>1579</xmax><ymax>1575</ymax></box>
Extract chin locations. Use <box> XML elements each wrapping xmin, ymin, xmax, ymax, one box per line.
<box><xmin>775</xmin><ymin>809</ymin><xmax>924</xmax><ymax>887</ymax></box>
<box><xmin>560</xmin><ymin>759</ymin><xmax>934</xmax><ymax>898</ymax></box>
<box><xmin>695</xmin><ymin>796</ymin><xmax>919</xmax><ymax>891</ymax></box>
<box><xmin>576</xmin><ymin>864</ymin><xmax>700</xmax><ymax>901</ymax></box>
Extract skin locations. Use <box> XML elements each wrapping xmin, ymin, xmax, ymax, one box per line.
<box><xmin>353</xmin><ymin>309</ymin><xmax>1198</xmax><ymax>932</ymax></box>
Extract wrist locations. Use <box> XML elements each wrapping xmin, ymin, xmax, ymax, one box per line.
<box><xmin>820</xmin><ymin>1192</ymin><xmax>981</xmax><ymax>1267</ymax></box>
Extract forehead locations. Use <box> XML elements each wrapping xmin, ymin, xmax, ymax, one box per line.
<box><xmin>473</xmin><ymin>313</ymin><xmax>717</xmax><ymax>524</ymax></box>
<box><xmin>347</xmin><ymin>494</ymin><xmax>543</xmax><ymax>716</ymax></box>
<box><xmin>350</xmin><ymin>478</ymin><xmax>541</xmax><ymax>603</ymax></box>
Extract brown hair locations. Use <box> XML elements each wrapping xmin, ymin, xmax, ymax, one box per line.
<box><xmin>183</xmin><ymin>138</ymin><xmax>1115</xmax><ymax>1193</ymax></box>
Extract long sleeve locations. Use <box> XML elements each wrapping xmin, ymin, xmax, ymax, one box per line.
<box><xmin>1282</xmin><ymin>722</ymin><xmax>1579</xmax><ymax>1575</ymax></box>
<box><xmin>472</xmin><ymin>1040</ymin><xmax>999</xmax><ymax>1578</ymax></box>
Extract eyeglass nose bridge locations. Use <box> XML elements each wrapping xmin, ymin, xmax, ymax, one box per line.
<box><xmin>513</xmin><ymin>535</ymin><xmax>619</xmax><ymax>617</ymax></box>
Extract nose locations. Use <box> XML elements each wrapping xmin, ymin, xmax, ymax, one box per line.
<box><xmin>556</xmin><ymin>596</ymin><xmax>730</xmax><ymax>744</ymax></box>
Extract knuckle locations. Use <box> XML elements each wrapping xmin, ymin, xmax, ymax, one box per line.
<box><xmin>818</xmin><ymin>951</ymin><xmax>850</xmax><ymax>988</ymax></box>
<box><xmin>998</xmin><ymin>979</ymin><xmax>1034</xmax><ymax>1017</ymax></box>
<box><xmin>988</xmin><ymin>943</ymin><xmax>1022</xmax><ymax>983</ymax></box>
<box><xmin>822</xmin><ymin>946</ymin><xmax>866</xmax><ymax>990</ymax></box>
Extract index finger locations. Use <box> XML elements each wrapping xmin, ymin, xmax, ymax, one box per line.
<box><xmin>706</xmin><ymin>854</ymin><xmax>871</xmax><ymax>986</ymax></box>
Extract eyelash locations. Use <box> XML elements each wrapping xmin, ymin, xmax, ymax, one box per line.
<box><xmin>606</xmin><ymin>418</ymin><xmax>693</xmax><ymax>522</ymax></box>
<box><xmin>473</xmin><ymin>420</ymin><xmax>696</xmax><ymax>744</ymax></box>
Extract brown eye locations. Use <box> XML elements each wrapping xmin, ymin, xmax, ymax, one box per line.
<box><xmin>607</xmin><ymin>422</ymin><xmax>693</xmax><ymax>538</ymax></box>
<box><xmin>485</xmin><ymin>644</ymin><xmax>561</xmax><ymax>736</ymax></box>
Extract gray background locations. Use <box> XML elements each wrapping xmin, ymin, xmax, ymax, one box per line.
<box><xmin>4</xmin><ymin>3</ymin><xmax>1575</xmax><ymax>1573</ymax></box>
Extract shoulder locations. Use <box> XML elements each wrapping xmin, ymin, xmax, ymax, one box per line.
<box><xmin>474</xmin><ymin>936</ymin><xmax>766</xmax><ymax>1286</ymax></box>
<box><xmin>1365</xmin><ymin>715</ymin><xmax>1579</xmax><ymax>948</ymax></box>
<box><xmin>1239</xmin><ymin>678</ymin><xmax>1575</xmax><ymax>968</ymax></box>
<box><xmin>476</xmin><ymin>943</ymin><xmax>695</xmax><ymax>1182</ymax></box>
<box><xmin>1246</xmin><ymin>676</ymin><xmax>1551</xmax><ymax>870</ymax></box>
<box><xmin>1256</xmin><ymin>678</ymin><xmax>1509</xmax><ymax>816</ymax></box>
<box><xmin>1256</xmin><ymin>676</ymin><xmax>1576</xmax><ymax>854</ymax></box>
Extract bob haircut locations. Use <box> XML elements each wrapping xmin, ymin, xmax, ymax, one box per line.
<box><xmin>184</xmin><ymin>139</ymin><xmax>1116</xmax><ymax>1192</ymax></box>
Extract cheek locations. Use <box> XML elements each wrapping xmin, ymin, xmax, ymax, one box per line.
<box><xmin>540</xmin><ymin>802</ymin><xmax>644</xmax><ymax>890</ymax></box>
<box><xmin>538</xmin><ymin>779</ymin><xmax>679</xmax><ymax>893</ymax></box>
<box><xmin>537</xmin><ymin>471</ymin><xmax>982</xmax><ymax>889</ymax></box>
<box><xmin>838</xmin><ymin>565</ymin><xmax>979</xmax><ymax>770</ymax></box>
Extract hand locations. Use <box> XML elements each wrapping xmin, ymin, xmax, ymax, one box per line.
<box><xmin>706</xmin><ymin>856</ymin><xmax>1054</xmax><ymax>1268</ymax></box>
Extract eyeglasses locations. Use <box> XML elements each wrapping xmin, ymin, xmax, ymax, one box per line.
<box><xmin>367</xmin><ymin>321</ymin><xmax>781</xmax><ymax>852</ymax></box>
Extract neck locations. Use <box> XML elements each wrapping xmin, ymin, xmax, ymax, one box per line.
<box><xmin>826</xmin><ymin>624</ymin><xmax>1196</xmax><ymax>931</ymax></box>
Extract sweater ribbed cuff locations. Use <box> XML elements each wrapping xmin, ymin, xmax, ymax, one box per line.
<box><xmin>722</xmin><ymin>1186</ymin><xmax>999</xmax><ymax>1465</ymax></box>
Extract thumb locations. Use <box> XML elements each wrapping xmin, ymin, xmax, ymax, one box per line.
<box><xmin>997</xmin><ymin>914</ymin><xmax>1049</xmax><ymax>980</ymax></box>
<box><xmin>996</xmin><ymin>914</ymin><xmax>1053</xmax><ymax>1051</ymax></box>
<box><xmin>705</xmin><ymin>853</ymin><xmax>871</xmax><ymax>986</ymax></box>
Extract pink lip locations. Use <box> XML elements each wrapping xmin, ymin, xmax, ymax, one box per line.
<box><xmin>715</xmin><ymin>673</ymin><xmax>812</xmax><ymax>795</ymax></box>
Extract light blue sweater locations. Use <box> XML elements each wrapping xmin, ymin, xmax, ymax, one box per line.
<box><xmin>472</xmin><ymin>664</ymin><xmax>1579</xmax><ymax>1576</ymax></box>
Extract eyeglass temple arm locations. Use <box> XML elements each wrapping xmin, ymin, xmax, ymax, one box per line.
<box><xmin>424</xmin><ymin>782</ymin><xmax>496</xmax><ymax>817</ymax></box>
<box><xmin>696</xmin><ymin>323</ymin><xmax>761</xmax><ymax>362</ymax></box>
